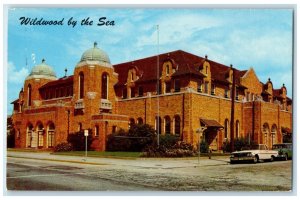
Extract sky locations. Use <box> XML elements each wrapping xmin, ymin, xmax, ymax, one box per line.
<box><xmin>6</xmin><ymin>7</ymin><xmax>294</xmax><ymax>114</ymax></box>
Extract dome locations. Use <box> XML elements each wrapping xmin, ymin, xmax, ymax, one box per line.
<box><xmin>27</xmin><ymin>59</ymin><xmax>57</xmax><ymax>79</ymax></box>
<box><xmin>80</xmin><ymin>42</ymin><xmax>111</xmax><ymax>64</ymax></box>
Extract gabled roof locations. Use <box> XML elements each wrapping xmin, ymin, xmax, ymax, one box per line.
<box><xmin>114</xmin><ymin>50</ymin><xmax>247</xmax><ymax>87</ymax></box>
<box><xmin>39</xmin><ymin>75</ymin><xmax>74</xmax><ymax>90</ymax></box>
<box><xmin>11</xmin><ymin>99</ymin><xmax>19</xmax><ymax>104</ymax></box>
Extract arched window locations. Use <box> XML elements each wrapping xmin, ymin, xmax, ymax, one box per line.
<box><xmin>164</xmin><ymin>116</ymin><xmax>171</xmax><ymax>134</ymax></box>
<box><xmin>155</xmin><ymin>116</ymin><xmax>162</xmax><ymax>135</ymax></box>
<box><xmin>47</xmin><ymin>123</ymin><xmax>55</xmax><ymax>148</ymax></box>
<box><xmin>271</xmin><ymin>124</ymin><xmax>277</xmax><ymax>147</ymax></box>
<box><xmin>79</xmin><ymin>72</ymin><xmax>84</xmax><ymax>99</ymax></box>
<box><xmin>235</xmin><ymin>120</ymin><xmax>240</xmax><ymax>138</ymax></box>
<box><xmin>26</xmin><ymin>124</ymin><xmax>33</xmax><ymax>147</ymax></box>
<box><xmin>263</xmin><ymin>123</ymin><xmax>270</xmax><ymax>146</ymax></box>
<box><xmin>78</xmin><ymin>123</ymin><xmax>82</xmax><ymax>132</ymax></box>
<box><xmin>101</xmin><ymin>73</ymin><xmax>108</xmax><ymax>99</ymax></box>
<box><xmin>129</xmin><ymin>118</ymin><xmax>135</xmax><ymax>129</ymax></box>
<box><xmin>95</xmin><ymin>125</ymin><xmax>99</xmax><ymax>137</ymax></box>
<box><xmin>224</xmin><ymin>119</ymin><xmax>229</xmax><ymax>139</ymax></box>
<box><xmin>174</xmin><ymin>115</ymin><xmax>181</xmax><ymax>136</ymax></box>
<box><xmin>28</xmin><ymin>84</ymin><xmax>32</xmax><ymax>106</ymax></box>
<box><xmin>166</xmin><ymin>65</ymin><xmax>170</xmax><ymax>75</ymax></box>
<box><xmin>37</xmin><ymin>123</ymin><xmax>44</xmax><ymax>148</ymax></box>
<box><xmin>137</xmin><ymin>117</ymin><xmax>143</xmax><ymax>125</ymax></box>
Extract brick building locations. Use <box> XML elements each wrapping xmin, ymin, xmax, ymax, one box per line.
<box><xmin>11</xmin><ymin>42</ymin><xmax>292</xmax><ymax>151</ymax></box>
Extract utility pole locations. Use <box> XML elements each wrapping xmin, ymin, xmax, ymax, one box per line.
<box><xmin>156</xmin><ymin>24</ymin><xmax>160</xmax><ymax>148</ymax></box>
<box><xmin>230</xmin><ymin>65</ymin><xmax>235</xmax><ymax>152</ymax></box>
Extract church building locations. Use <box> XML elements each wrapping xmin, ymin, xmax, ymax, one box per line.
<box><xmin>10</xmin><ymin>42</ymin><xmax>292</xmax><ymax>151</ymax></box>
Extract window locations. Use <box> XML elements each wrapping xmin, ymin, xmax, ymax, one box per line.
<box><xmin>129</xmin><ymin>118</ymin><xmax>135</xmax><ymax>129</ymax></box>
<box><xmin>225</xmin><ymin>89</ymin><xmax>229</xmax><ymax>98</ymax></box>
<box><xmin>123</xmin><ymin>88</ymin><xmax>127</xmax><ymax>99</ymax></box>
<box><xmin>102</xmin><ymin>73</ymin><xmax>108</xmax><ymax>99</ymax></box>
<box><xmin>235</xmin><ymin>121</ymin><xmax>240</xmax><ymax>138</ymax></box>
<box><xmin>155</xmin><ymin>116</ymin><xmax>162</xmax><ymax>135</ymax></box>
<box><xmin>138</xmin><ymin>86</ymin><xmax>143</xmax><ymax>97</ymax></box>
<box><xmin>224</xmin><ymin>119</ymin><xmax>229</xmax><ymax>139</ymax></box>
<box><xmin>131</xmin><ymin>87</ymin><xmax>135</xmax><ymax>98</ymax></box>
<box><xmin>137</xmin><ymin>117</ymin><xmax>143</xmax><ymax>124</ymax></box>
<box><xmin>157</xmin><ymin>82</ymin><xmax>162</xmax><ymax>95</ymax></box>
<box><xmin>205</xmin><ymin>66</ymin><xmax>208</xmax><ymax>74</ymax></box>
<box><xmin>131</xmin><ymin>72</ymin><xmax>134</xmax><ymax>81</ymax></box>
<box><xmin>204</xmin><ymin>82</ymin><xmax>209</xmax><ymax>93</ymax></box>
<box><xmin>79</xmin><ymin>72</ymin><xmax>84</xmax><ymax>99</ymax></box>
<box><xmin>78</xmin><ymin>123</ymin><xmax>82</xmax><ymax>132</ymax></box>
<box><xmin>174</xmin><ymin>116</ymin><xmax>180</xmax><ymax>136</ymax></box>
<box><xmin>235</xmin><ymin>89</ymin><xmax>239</xmax><ymax>100</ymax></box>
<box><xmin>197</xmin><ymin>81</ymin><xmax>202</xmax><ymax>92</ymax></box>
<box><xmin>211</xmin><ymin>84</ymin><xmax>216</xmax><ymax>95</ymax></box>
<box><xmin>48</xmin><ymin>123</ymin><xmax>55</xmax><ymax>148</ymax></box>
<box><xmin>95</xmin><ymin>125</ymin><xmax>99</xmax><ymax>137</ymax></box>
<box><xmin>27</xmin><ymin>84</ymin><xmax>32</xmax><ymax>106</ymax></box>
<box><xmin>164</xmin><ymin>116</ymin><xmax>171</xmax><ymax>134</ymax></box>
<box><xmin>165</xmin><ymin>82</ymin><xmax>171</xmax><ymax>93</ymax></box>
<box><xmin>166</xmin><ymin>65</ymin><xmax>170</xmax><ymax>75</ymax></box>
<box><xmin>37</xmin><ymin>124</ymin><xmax>44</xmax><ymax>148</ymax></box>
<box><xmin>112</xmin><ymin>126</ymin><xmax>117</xmax><ymax>134</ymax></box>
<box><xmin>174</xmin><ymin>80</ymin><xmax>180</xmax><ymax>92</ymax></box>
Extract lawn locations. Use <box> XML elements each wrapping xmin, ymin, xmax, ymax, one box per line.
<box><xmin>52</xmin><ymin>151</ymin><xmax>142</xmax><ymax>158</ymax></box>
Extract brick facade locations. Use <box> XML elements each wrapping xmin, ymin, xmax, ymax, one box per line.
<box><xmin>11</xmin><ymin>45</ymin><xmax>292</xmax><ymax>151</ymax></box>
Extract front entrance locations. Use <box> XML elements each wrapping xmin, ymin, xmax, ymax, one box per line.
<box><xmin>204</xmin><ymin>129</ymin><xmax>218</xmax><ymax>151</ymax></box>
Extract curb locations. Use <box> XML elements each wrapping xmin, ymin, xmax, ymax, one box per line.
<box><xmin>7</xmin><ymin>155</ymin><xmax>110</xmax><ymax>166</ymax></box>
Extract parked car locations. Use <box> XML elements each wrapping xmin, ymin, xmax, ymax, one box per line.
<box><xmin>272</xmin><ymin>143</ymin><xmax>292</xmax><ymax>161</ymax></box>
<box><xmin>230</xmin><ymin>144</ymin><xmax>279</xmax><ymax>164</ymax></box>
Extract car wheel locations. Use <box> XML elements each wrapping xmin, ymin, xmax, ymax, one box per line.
<box><xmin>270</xmin><ymin>156</ymin><xmax>274</xmax><ymax>162</ymax></box>
<box><xmin>253</xmin><ymin>156</ymin><xmax>258</xmax><ymax>164</ymax></box>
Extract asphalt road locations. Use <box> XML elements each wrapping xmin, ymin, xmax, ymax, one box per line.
<box><xmin>6</xmin><ymin>153</ymin><xmax>293</xmax><ymax>192</ymax></box>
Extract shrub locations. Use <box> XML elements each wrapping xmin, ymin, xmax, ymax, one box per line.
<box><xmin>67</xmin><ymin>130</ymin><xmax>94</xmax><ymax>151</ymax></box>
<box><xmin>142</xmin><ymin>141</ymin><xmax>195</xmax><ymax>157</ymax></box>
<box><xmin>106</xmin><ymin>124</ymin><xmax>156</xmax><ymax>152</ymax></box>
<box><xmin>53</xmin><ymin>142</ymin><xmax>73</xmax><ymax>152</ymax></box>
<box><xmin>106</xmin><ymin>129</ymin><xmax>131</xmax><ymax>151</ymax></box>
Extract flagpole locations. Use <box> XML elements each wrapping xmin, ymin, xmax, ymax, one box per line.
<box><xmin>156</xmin><ymin>24</ymin><xmax>160</xmax><ymax>148</ymax></box>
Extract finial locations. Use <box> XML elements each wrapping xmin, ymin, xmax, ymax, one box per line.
<box><xmin>205</xmin><ymin>55</ymin><xmax>208</xmax><ymax>59</ymax></box>
<box><xmin>94</xmin><ymin>41</ymin><xmax>97</xmax><ymax>48</ymax></box>
<box><xmin>64</xmin><ymin>68</ymin><xmax>68</xmax><ymax>77</ymax></box>
<box><xmin>42</xmin><ymin>58</ymin><xmax>45</xmax><ymax>63</ymax></box>
<box><xmin>230</xmin><ymin>64</ymin><xmax>233</xmax><ymax>68</ymax></box>
<box><xmin>268</xmin><ymin>78</ymin><xmax>271</xmax><ymax>82</ymax></box>
<box><xmin>283</xmin><ymin>83</ymin><xmax>285</xmax><ymax>87</ymax></box>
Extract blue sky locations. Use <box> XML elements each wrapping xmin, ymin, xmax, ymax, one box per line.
<box><xmin>6</xmin><ymin>7</ymin><xmax>293</xmax><ymax>114</ymax></box>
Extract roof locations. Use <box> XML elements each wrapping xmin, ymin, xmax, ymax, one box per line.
<box><xmin>27</xmin><ymin>59</ymin><xmax>57</xmax><ymax>79</ymax></box>
<box><xmin>200</xmin><ymin>118</ymin><xmax>224</xmax><ymax>129</ymax></box>
<box><xmin>39</xmin><ymin>75</ymin><xmax>73</xmax><ymax>90</ymax></box>
<box><xmin>80</xmin><ymin>42</ymin><xmax>111</xmax><ymax>64</ymax></box>
<box><xmin>11</xmin><ymin>99</ymin><xmax>19</xmax><ymax>104</ymax></box>
<box><xmin>114</xmin><ymin>50</ymin><xmax>247</xmax><ymax>87</ymax></box>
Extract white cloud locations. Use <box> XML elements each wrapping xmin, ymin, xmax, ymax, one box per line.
<box><xmin>7</xmin><ymin>61</ymin><xmax>29</xmax><ymax>84</ymax></box>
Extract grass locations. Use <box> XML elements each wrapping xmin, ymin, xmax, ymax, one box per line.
<box><xmin>52</xmin><ymin>151</ymin><xmax>142</xmax><ymax>158</ymax></box>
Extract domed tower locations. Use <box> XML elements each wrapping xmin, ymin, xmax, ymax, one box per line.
<box><xmin>24</xmin><ymin>59</ymin><xmax>57</xmax><ymax>108</ymax></box>
<box><xmin>73</xmin><ymin>42</ymin><xmax>118</xmax><ymax>117</ymax></box>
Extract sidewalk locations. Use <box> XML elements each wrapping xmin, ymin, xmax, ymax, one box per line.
<box><xmin>6</xmin><ymin>150</ymin><xmax>230</xmax><ymax>169</ymax></box>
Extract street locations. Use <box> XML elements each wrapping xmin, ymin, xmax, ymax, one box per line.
<box><xmin>6</xmin><ymin>151</ymin><xmax>293</xmax><ymax>192</ymax></box>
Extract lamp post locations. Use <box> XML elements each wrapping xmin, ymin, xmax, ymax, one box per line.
<box><xmin>196</xmin><ymin>126</ymin><xmax>207</xmax><ymax>165</ymax></box>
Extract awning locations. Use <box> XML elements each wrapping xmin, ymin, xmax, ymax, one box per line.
<box><xmin>200</xmin><ymin>118</ymin><xmax>224</xmax><ymax>129</ymax></box>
